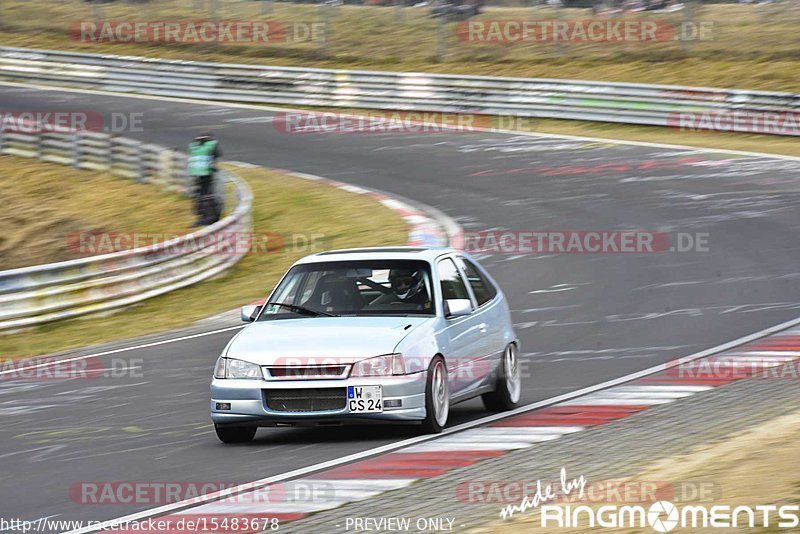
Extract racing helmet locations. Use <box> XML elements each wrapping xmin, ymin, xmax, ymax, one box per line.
<box><xmin>389</xmin><ymin>268</ymin><xmax>425</xmax><ymax>301</ymax></box>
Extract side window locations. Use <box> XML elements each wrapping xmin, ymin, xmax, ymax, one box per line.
<box><xmin>457</xmin><ymin>257</ymin><xmax>497</xmax><ymax>306</ymax></box>
<box><xmin>437</xmin><ymin>258</ymin><xmax>471</xmax><ymax>301</ymax></box>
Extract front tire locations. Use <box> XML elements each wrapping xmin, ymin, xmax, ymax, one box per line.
<box><xmin>215</xmin><ymin>424</ymin><xmax>256</xmax><ymax>444</ymax></box>
<box><xmin>482</xmin><ymin>343</ymin><xmax>522</xmax><ymax>411</ymax></box>
<box><xmin>421</xmin><ymin>356</ymin><xmax>449</xmax><ymax>434</ymax></box>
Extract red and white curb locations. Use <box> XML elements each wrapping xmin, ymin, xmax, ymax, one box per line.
<box><xmin>93</xmin><ymin>325</ymin><xmax>800</xmax><ymax>533</ymax></box>
<box><xmin>285</xmin><ymin>170</ymin><xmax>464</xmax><ymax>249</ymax></box>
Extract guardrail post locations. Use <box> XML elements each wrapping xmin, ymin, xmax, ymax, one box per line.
<box><xmin>33</xmin><ymin>130</ymin><xmax>42</xmax><ymax>159</ymax></box>
<box><xmin>92</xmin><ymin>3</ymin><xmax>104</xmax><ymax>22</ymax></box>
<box><xmin>394</xmin><ymin>0</ymin><xmax>404</xmax><ymax>23</ymax></box>
<box><xmin>318</xmin><ymin>1</ymin><xmax>330</xmax><ymax>58</ymax></box>
<box><xmin>136</xmin><ymin>142</ymin><xmax>145</xmax><ymax>183</ymax></box>
<box><xmin>682</xmin><ymin>0</ymin><xmax>696</xmax><ymax>53</ymax></box>
<box><xmin>174</xmin><ymin>150</ymin><xmax>191</xmax><ymax>195</ymax></box>
<box><xmin>435</xmin><ymin>16</ymin><xmax>447</xmax><ymax>63</ymax></box>
<box><xmin>156</xmin><ymin>147</ymin><xmax>170</xmax><ymax>192</ymax></box>
<box><xmin>530</xmin><ymin>0</ymin><xmax>539</xmax><ymax>19</ymax></box>
<box><xmin>170</xmin><ymin>149</ymin><xmax>178</xmax><ymax>192</ymax></box>
<box><xmin>106</xmin><ymin>134</ymin><xmax>114</xmax><ymax>173</ymax></box>
<box><xmin>554</xmin><ymin>3</ymin><xmax>565</xmax><ymax>57</ymax></box>
<box><xmin>72</xmin><ymin>132</ymin><xmax>81</xmax><ymax>168</ymax></box>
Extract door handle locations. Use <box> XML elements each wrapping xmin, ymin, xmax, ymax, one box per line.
<box><xmin>479</xmin><ymin>323</ymin><xmax>488</xmax><ymax>333</ymax></box>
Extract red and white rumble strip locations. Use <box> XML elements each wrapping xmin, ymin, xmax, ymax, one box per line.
<box><xmin>98</xmin><ymin>326</ymin><xmax>800</xmax><ymax>533</ymax></box>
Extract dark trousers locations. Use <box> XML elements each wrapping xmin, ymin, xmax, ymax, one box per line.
<box><xmin>195</xmin><ymin>174</ymin><xmax>220</xmax><ymax>225</ymax></box>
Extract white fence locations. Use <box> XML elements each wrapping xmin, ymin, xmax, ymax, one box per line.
<box><xmin>0</xmin><ymin>46</ymin><xmax>797</xmax><ymax>135</ymax></box>
<box><xmin>0</xmin><ymin>126</ymin><xmax>252</xmax><ymax>332</ymax></box>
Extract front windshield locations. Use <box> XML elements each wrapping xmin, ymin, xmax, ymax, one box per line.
<box><xmin>258</xmin><ymin>259</ymin><xmax>435</xmax><ymax>319</ymax></box>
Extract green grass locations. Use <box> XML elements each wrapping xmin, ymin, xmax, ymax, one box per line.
<box><xmin>0</xmin><ymin>155</ymin><xmax>195</xmax><ymax>270</ymax></box>
<box><xmin>1</xmin><ymin>1</ymin><xmax>799</xmax><ymax>90</ymax></box>
<box><xmin>0</xmin><ymin>164</ymin><xmax>408</xmax><ymax>357</ymax></box>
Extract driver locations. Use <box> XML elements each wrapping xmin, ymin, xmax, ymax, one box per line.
<box><xmin>383</xmin><ymin>268</ymin><xmax>430</xmax><ymax>308</ymax></box>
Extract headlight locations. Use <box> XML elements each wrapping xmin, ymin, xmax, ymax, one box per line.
<box><xmin>350</xmin><ymin>353</ymin><xmax>406</xmax><ymax>377</ymax></box>
<box><xmin>213</xmin><ymin>357</ymin><xmax>262</xmax><ymax>379</ymax></box>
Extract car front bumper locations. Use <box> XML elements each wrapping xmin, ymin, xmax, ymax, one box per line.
<box><xmin>211</xmin><ymin>373</ymin><xmax>427</xmax><ymax>427</ymax></box>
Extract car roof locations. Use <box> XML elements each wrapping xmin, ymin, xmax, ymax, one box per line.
<box><xmin>295</xmin><ymin>246</ymin><xmax>457</xmax><ymax>265</ymax></box>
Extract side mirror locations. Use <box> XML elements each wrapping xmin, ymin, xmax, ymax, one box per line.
<box><xmin>241</xmin><ymin>305</ymin><xmax>262</xmax><ymax>323</ymax></box>
<box><xmin>444</xmin><ymin>299</ymin><xmax>472</xmax><ymax>318</ymax></box>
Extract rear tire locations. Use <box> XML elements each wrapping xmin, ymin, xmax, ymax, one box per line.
<box><xmin>482</xmin><ymin>343</ymin><xmax>521</xmax><ymax>412</ymax></box>
<box><xmin>214</xmin><ymin>424</ymin><xmax>257</xmax><ymax>444</ymax></box>
<box><xmin>421</xmin><ymin>356</ymin><xmax>449</xmax><ymax>434</ymax></box>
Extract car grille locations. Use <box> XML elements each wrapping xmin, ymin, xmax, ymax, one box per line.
<box><xmin>265</xmin><ymin>388</ymin><xmax>347</xmax><ymax>412</ymax></box>
<box><xmin>265</xmin><ymin>366</ymin><xmax>348</xmax><ymax>380</ymax></box>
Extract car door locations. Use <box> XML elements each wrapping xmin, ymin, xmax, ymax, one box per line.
<box><xmin>436</xmin><ymin>256</ymin><xmax>482</xmax><ymax>396</ymax></box>
<box><xmin>455</xmin><ymin>255</ymin><xmax>505</xmax><ymax>393</ymax></box>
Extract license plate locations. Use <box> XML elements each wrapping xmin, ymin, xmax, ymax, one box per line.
<box><xmin>347</xmin><ymin>385</ymin><xmax>383</xmax><ymax>413</ymax></box>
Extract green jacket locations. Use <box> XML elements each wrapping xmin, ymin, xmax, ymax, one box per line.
<box><xmin>187</xmin><ymin>139</ymin><xmax>219</xmax><ymax>176</ymax></box>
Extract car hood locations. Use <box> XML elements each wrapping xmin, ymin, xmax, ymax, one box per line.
<box><xmin>225</xmin><ymin>316</ymin><xmax>433</xmax><ymax>365</ymax></box>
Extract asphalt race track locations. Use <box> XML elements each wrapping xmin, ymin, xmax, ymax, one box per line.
<box><xmin>1</xmin><ymin>85</ymin><xmax>799</xmax><ymax>529</ymax></box>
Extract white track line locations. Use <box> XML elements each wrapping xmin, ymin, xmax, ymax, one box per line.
<box><xmin>0</xmin><ymin>325</ymin><xmax>245</xmax><ymax>377</ymax></box>
<box><xmin>401</xmin><ymin>441</ymin><xmax>543</xmax><ymax>452</ymax></box>
<box><xmin>465</xmin><ymin>427</ymin><xmax>585</xmax><ymax>436</ymax></box>
<box><xmin>64</xmin><ymin>314</ymin><xmax>800</xmax><ymax>534</ymax></box>
<box><xmin>732</xmin><ymin>351</ymin><xmax>800</xmax><ymax>358</ymax></box>
<box><xmin>187</xmin><ymin>500</ymin><xmax>357</xmax><ymax>514</ymax></box>
<box><xmin>610</xmin><ymin>385</ymin><xmax>713</xmax><ymax>393</ymax></box>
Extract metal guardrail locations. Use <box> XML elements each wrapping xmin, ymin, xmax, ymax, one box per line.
<box><xmin>0</xmin><ymin>124</ymin><xmax>253</xmax><ymax>332</ymax></box>
<box><xmin>0</xmin><ymin>46</ymin><xmax>798</xmax><ymax>135</ymax></box>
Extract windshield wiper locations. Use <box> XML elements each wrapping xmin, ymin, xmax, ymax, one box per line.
<box><xmin>266</xmin><ymin>302</ymin><xmax>338</xmax><ymax>317</ymax></box>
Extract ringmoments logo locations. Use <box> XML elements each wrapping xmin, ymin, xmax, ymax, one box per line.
<box><xmin>498</xmin><ymin>468</ymin><xmax>800</xmax><ymax>532</ymax></box>
<box><xmin>537</xmin><ymin>501</ymin><xmax>800</xmax><ymax>531</ymax></box>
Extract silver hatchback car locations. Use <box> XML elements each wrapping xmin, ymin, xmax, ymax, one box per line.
<box><xmin>211</xmin><ymin>247</ymin><xmax>521</xmax><ymax>442</ymax></box>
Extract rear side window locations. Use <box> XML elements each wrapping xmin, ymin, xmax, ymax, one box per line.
<box><xmin>457</xmin><ymin>257</ymin><xmax>497</xmax><ymax>306</ymax></box>
<box><xmin>437</xmin><ymin>258</ymin><xmax>471</xmax><ymax>301</ymax></box>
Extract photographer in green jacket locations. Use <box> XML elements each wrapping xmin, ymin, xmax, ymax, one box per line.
<box><xmin>187</xmin><ymin>133</ymin><xmax>222</xmax><ymax>227</ymax></box>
